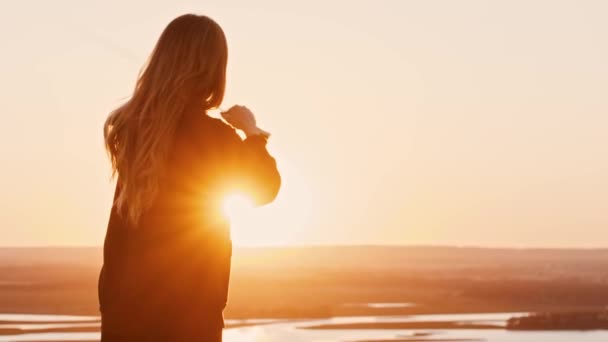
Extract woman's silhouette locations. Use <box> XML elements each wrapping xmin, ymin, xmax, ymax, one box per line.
<box><xmin>99</xmin><ymin>14</ymin><xmax>281</xmax><ymax>341</ymax></box>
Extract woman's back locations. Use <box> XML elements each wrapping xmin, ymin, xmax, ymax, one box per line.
<box><xmin>99</xmin><ymin>14</ymin><xmax>281</xmax><ymax>341</ymax></box>
<box><xmin>100</xmin><ymin>111</ymin><xmax>280</xmax><ymax>339</ymax></box>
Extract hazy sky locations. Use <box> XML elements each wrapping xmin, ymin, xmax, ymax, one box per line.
<box><xmin>1</xmin><ymin>0</ymin><xmax>606</xmax><ymax>247</ymax></box>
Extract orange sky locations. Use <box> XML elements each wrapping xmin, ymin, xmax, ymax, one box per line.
<box><xmin>0</xmin><ymin>0</ymin><xmax>607</xmax><ymax>247</ymax></box>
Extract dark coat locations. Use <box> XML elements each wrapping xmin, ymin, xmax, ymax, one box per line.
<box><xmin>99</xmin><ymin>112</ymin><xmax>280</xmax><ymax>340</ymax></box>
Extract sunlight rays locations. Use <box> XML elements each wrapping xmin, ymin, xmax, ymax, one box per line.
<box><xmin>219</xmin><ymin>154</ymin><xmax>314</xmax><ymax>247</ymax></box>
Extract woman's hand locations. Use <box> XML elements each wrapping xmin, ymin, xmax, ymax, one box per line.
<box><xmin>221</xmin><ymin>105</ymin><xmax>270</xmax><ymax>138</ymax></box>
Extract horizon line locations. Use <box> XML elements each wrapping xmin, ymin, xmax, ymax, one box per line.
<box><xmin>1</xmin><ymin>243</ymin><xmax>608</xmax><ymax>251</ymax></box>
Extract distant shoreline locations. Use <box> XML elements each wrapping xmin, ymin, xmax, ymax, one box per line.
<box><xmin>4</xmin><ymin>310</ymin><xmax>608</xmax><ymax>338</ymax></box>
<box><xmin>3</xmin><ymin>244</ymin><xmax>608</xmax><ymax>251</ymax></box>
<box><xmin>2</xmin><ymin>246</ymin><xmax>608</xmax><ymax>320</ymax></box>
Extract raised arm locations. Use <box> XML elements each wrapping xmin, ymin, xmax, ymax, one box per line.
<box><xmin>220</xmin><ymin>105</ymin><xmax>281</xmax><ymax>206</ymax></box>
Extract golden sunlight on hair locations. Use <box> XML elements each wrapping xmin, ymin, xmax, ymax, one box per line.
<box><xmin>104</xmin><ymin>15</ymin><xmax>228</xmax><ymax>224</ymax></box>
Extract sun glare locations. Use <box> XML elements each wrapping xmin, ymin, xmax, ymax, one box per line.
<box><xmin>222</xmin><ymin>193</ymin><xmax>254</xmax><ymax>220</ymax></box>
<box><xmin>218</xmin><ymin>154</ymin><xmax>314</xmax><ymax>247</ymax></box>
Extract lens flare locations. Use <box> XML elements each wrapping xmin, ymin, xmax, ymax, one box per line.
<box><xmin>222</xmin><ymin>193</ymin><xmax>253</xmax><ymax>220</ymax></box>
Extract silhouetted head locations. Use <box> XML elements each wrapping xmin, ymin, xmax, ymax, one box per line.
<box><xmin>104</xmin><ymin>14</ymin><xmax>228</xmax><ymax>224</ymax></box>
<box><xmin>140</xmin><ymin>14</ymin><xmax>228</xmax><ymax>109</ymax></box>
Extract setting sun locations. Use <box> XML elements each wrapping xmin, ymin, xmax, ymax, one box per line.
<box><xmin>222</xmin><ymin>193</ymin><xmax>253</xmax><ymax>221</ymax></box>
<box><xmin>217</xmin><ymin>155</ymin><xmax>314</xmax><ymax>247</ymax></box>
<box><xmin>221</xmin><ymin>192</ymin><xmax>258</xmax><ymax>246</ymax></box>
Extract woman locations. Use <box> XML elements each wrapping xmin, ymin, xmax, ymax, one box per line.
<box><xmin>99</xmin><ymin>14</ymin><xmax>281</xmax><ymax>341</ymax></box>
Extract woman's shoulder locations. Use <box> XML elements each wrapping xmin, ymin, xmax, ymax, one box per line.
<box><xmin>205</xmin><ymin>115</ymin><xmax>239</xmax><ymax>138</ymax></box>
<box><xmin>186</xmin><ymin>112</ymin><xmax>240</xmax><ymax>142</ymax></box>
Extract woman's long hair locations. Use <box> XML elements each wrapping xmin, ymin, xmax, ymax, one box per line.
<box><xmin>104</xmin><ymin>14</ymin><xmax>228</xmax><ymax>224</ymax></box>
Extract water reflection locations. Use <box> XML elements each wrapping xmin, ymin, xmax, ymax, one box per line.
<box><xmin>0</xmin><ymin>314</ymin><xmax>98</xmax><ymax>322</ymax></box>
<box><xmin>2</xmin><ymin>311</ymin><xmax>608</xmax><ymax>342</ymax></box>
<box><xmin>343</xmin><ymin>302</ymin><xmax>416</xmax><ymax>309</ymax></box>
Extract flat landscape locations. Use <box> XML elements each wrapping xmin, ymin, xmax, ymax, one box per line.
<box><xmin>1</xmin><ymin>246</ymin><xmax>608</xmax><ymax>319</ymax></box>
